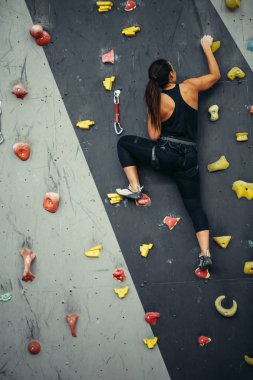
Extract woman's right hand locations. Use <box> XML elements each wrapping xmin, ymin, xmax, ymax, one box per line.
<box><xmin>201</xmin><ymin>35</ymin><xmax>213</xmax><ymax>51</ymax></box>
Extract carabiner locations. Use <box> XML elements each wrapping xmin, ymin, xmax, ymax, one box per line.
<box><xmin>114</xmin><ymin>122</ymin><xmax>123</xmax><ymax>135</ymax></box>
<box><xmin>114</xmin><ymin>90</ymin><xmax>121</xmax><ymax>104</ymax></box>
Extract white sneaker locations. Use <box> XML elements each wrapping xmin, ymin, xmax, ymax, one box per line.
<box><xmin>116</xmin><ymin>185</ymin><xmax>143</xmax><ymax>200</ymax></box>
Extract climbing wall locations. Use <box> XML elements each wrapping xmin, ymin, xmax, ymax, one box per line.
<box><xmin>1</xmin><ymin>0</ymin><xmax>253</xmax><ymax>379</ymax></box>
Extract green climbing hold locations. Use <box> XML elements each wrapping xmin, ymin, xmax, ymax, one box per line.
<box><xmin>0</xmin><ymin>293</ymin><xmax>12</xmax><ymax>302</ymax></box>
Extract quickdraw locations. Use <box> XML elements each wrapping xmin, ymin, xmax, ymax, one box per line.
<box><xmin>113</xmin><ymin>90</ymin><xmax>123</xmax><ymax>135</ymax></box>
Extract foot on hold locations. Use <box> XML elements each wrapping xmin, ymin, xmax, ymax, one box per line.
<box><xmin>116</xmin><ymin>185</ymin><xmax>143</xmax><ymax>200</ymax></box>
<box><xmin>66</xmin><ymin>314</ymin><xmax>79</xmax><ymax>337</ymax></box>
<box><xmin>198</xmin><ymin>250</ymin><xmax>212</xmax><ymax>271</ymax></box>
<box><xmin>194</xmin><ymin>267</ymin><xmax>210</xmax><ymax>279</ymax></box>
<box><xmin>135</xmin><ymin>193</ymin><xmax>151</xmax><ymax>207</ymax></box>
<box><xmin>232</xmin><ymin>180</ymin><xmax>253</xmax><ymax>200</ymax></box>
<box><xmin>225</xmin><ymin>0</ymin><xmax>240</xmax><ymax>10</ymax></box>
<box><xmin>207</xmin><ymin>155</ymin><xmax>229</xmax><ymax>172</ymax></box>
<box><xmin>227</xmin><ymin>67</ymin><xmax>245</xmax><ymax>80</ymax></box>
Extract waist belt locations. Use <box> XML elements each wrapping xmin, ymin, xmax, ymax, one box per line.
<box><xmin>159</xmin><ymin>136</ymin><xmax>196</xmax><ymax>146</ymax></box>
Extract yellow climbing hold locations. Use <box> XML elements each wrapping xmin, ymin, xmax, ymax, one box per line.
<box><xmin>76</xmin><ymin>120</ymin><xmax>95</xmax><ymax>130</ymax></box>
<box><xmin>114</xmin><ymin>286</ymin><xmax>129</xmax><ymax>299</ymax></box>
<box><xmin>84</xmin><ymin>245</ymin><xmax>103</xmax><ymax>258</ymax></box>
<box><xmin>211</xmin><ymin>41</ymin><xmax>221</xmax><ymax>53</ymax></box>
<box><xmin>244</xmin><ymin>355</ymin><xmax>253</xmax><ymax>366</ymax></box>
<box><xmin>103</xmin><ymin>76</ymin><xmax>115</xmax><ymax>91</ymax></box>
<box><xmin>140</xmin><ymin>243</ymin><xmax>153</xmax><ymax>258</ymax></box>
<box><xmin>213</xmin><ymin>236</ymin><xmax>232</xmax><ymax>249</ymax></box>
<box><xmin>225</xmin><ymin>0</ymin><xmax>240</xmax><ymax>10</ymax></box>
<box><xmin>215</xmin><ymin>295</ymin><xmax>237</xmax><ymax>317</ymax></box>
<box><xmin>143</xmin><ymin>337</ymin><xmax>158</xmax><ymax>349</ymax></box>
<box><xmin>244</xmin><ymin>262</ymin><xmax>253</xmax><ymax>275</ymax></box>
<box><xmin>236</xmin><ymin>132</ymin><xmax>248</xmax><ymax>142</ymax></box>
<box><xmin>227</xmin><ymin>67</ymin><xmax>245</xmax><ymax>80</ymax></box>
<box><xmin>107</xmin><ymin>193</ymin><xmax>123</xmax><ymax>204</ymax></box>
<box><xmin>232</xmin><ymin>180</ymin><xmax>253</xmax><ymax>200</ymax></box>
<box><xmin>207</xmin><ymin>155</ymin><xmax>229</xmax><ymax>172</ymax></box>
<box><xmin>122</xmin><ymin>26</ymin><xmax>140</xmax><ymax>37</ymax></box>
<box><xmin>208</xmin><ymin>105</ymin><xmax>219</xmax><ymax>121</ymax></box>
<box><xmin>96</xmin><ymin>1</ymin><xmax>113</xmax><ymax>12</ymax></box>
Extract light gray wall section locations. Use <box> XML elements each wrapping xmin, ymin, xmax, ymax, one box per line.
<box><xmin>211</xmin><ymin>0</ymin><xmax>253</xmax><ymax>71</ymax></box>
<box><xmin>0</xmin><ymin>1</ymin><xmax>170</xmax><ymax>379</ymax></box>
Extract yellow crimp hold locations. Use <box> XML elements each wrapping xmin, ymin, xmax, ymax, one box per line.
<box><xmin>103</xmin><ymin>76</ymin><xmax>115</xmax><ymax>91</ymax></box>
<box><xmin>107</xmin><ymin>193</ymin><xmax>123</xmax><ymax>204</ymax></box>
<box><xmin>236</xmin><ymin>132</ymin><xmax>248</xmax><ymax>142</ymax></box>
<box><xmin>213</xmin><ymin>236</ymin><xmax>232</xmax><ymax>249</ymax></box>
<box><xmin>208</xmin><ymin>105</ymin><xmax>219</xmax><ymax>121</ymax></box>
<box><xmin>211</xmin><ymin>41</ymin><xmax>221</xmax><ymax>53</ymax></box>
<box><xmin>114</xmin><ymin>286</ymin><xmax>129</xmax><ymax>299</ymax></box>
<box><xmin>244</xmin><ymin>355</ymin><xmax>253</xmax><ymax>366</ymax></box>
<box><xmin>122</xmin><ymin>26</ymin><xmax>141</xmax><ymax>37</ymax></box>
<box><xmin>232</xmin><ymin>180</ymin><xmax>253</xmax><ymax>200</ymax></box>
<box><xmin>143</xmin><ymin>337</ymin><xmax>158</xmax><ymax>349</ymax></box>
<box><xmin>140</xmin><ymin>243</ymin><xmax>153</xmax><ymax>258</ymax></box>
<box><xmin>84</xmin><ymin>245</ymin><xmax>103</xmax><ymax>258</ymax></box>
<box><xmin>76</xmin><ymin>120</ymin><xmax>95</xmax><ymax>130</ymax></box>
<box><xmin>96</xmin><ymin>1</ymin><xmax>113</xmax><ymax>12</ymax></box>
<box><xmin>227</xmin><ymin>67</ymin><xmax>245</xmax><ymax>80</ymax></box>
<box><xmin>225</xmin><ymin>0</ymin><xmax>240</xmax><ymax>10</ymax></box>
<box><xmin>244</xmin><ymin>262</ymin><xmax>253</xmax><ymax>275</ymax></box>
<box><xmin>207</xmin><ymin>155</ymin><xmax>229</xmax><ymax>172</ymax></box>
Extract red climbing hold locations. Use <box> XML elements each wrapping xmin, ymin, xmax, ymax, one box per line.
<box><xmin>163</xmin><ymin>216</ymin><xmax>180</xmax><ymax>230</ymax></box>
<box><xmin>66</xmin><ymin>314</ymin><xmax>79</xmax><ymax>337</ymax></box>
<box><xmin>11</xmin><ymin>83</ymin><xmax>28</xmax><ymax>99</ymax></box>
<box><xmin>43</xmin><ymin>192</ymin><xmax>60</xmax><ymax>213</ymax></box>
<box><xmin>13</xmin><ymin>142</ymin><xmax>31</xmax><ymax>161</ymax></box>
<box><xmin>198</xmin><ymin>336</ymin><xmax>211</xmax><ymax>346</ymax></box>
<box><xmin>145</xmin><ymin>312</ymin><xmax>161</xmax><ymax>325</ymax></box>
<box><xmin>113</xmin><ymin>269</ymin><xmax>126</xmax><ymax>282</ymax></box>
<box><xmin>194</xmin><ymin>267</ymin><xmax>210</xmax><ymax>279</ymax></box>
<box><xmin>28</xmin><ymin>340</ymin><xmax>41</xmax><ymax>354</ymax></box>
<box><xmin>29</xmin><ymin>24</ymin><xmax>44</xmax><ymax>39</ymax></box>
<box><xmin>250</xmin><ymin>106</ymin><xmax>253</xmax><ymax>115</ymax></box>
<box><xmin>35</xmin><ymin>31</ymin><xmax>51</xmax><ymax>46</ymax></box>
<box><xmin>135</xmin><ymin>193</ymin><xmax>151</xmax><ymax>207</ymax></box>
<box><xmin>19</xmin><ymin>249</ymin><xmax>36</xmax><ymax>282</ymax></box>
<box><xmin>125</xmin><ymin>0</ymin><xmax>137</xmax><ymax>11</ymax></box>
<box><xmin>102</xmin><ymin>49</ymin><xmax>114</xmax><ymax>64</ymax></box>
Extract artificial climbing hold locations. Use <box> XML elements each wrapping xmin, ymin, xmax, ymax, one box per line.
<box><xmin>113</xmin><ymin>269</ymin><xmax>126</xmax><ymax>282</ymax></box>
<box><xmin>143</xmin><ymin>337</ymin><xmax>158</xmax><ymax>349</ymax></box>
<box><xmin>85</xmin><ymin>245</ymin><xmax>103</xmax><ymax>258</ymax></box>
<box><xmin>20</xmin><ymin>249</ymin><xmax>36</xmax><ymax>282</ymax></box>
<box><xmin>43</xmin><ymin>192</ymin><xmax>60</xmax><ymax>213</ymax></box>
<box><xmin>28</xmin><ymin>340</ymin><xmax>41</xmax><ymax>355</ymax></box>
<box><xmin>208</xmin><ymin>105</ymin><xmax>219</xmax><ymax>121</ymax></box>
<box><xmin>11</xmin><ymin>83</ymin><xmax>28</xmax><ymax>99</ymax></box>
<box><xmin>103</xmin><ymin>76</ymin><xmax>115</xmax><ymax>91</ymax></box>
<box><xmin>145</xmin><ymin>312</ymin><xmax>160</xmax><ymax>325</ymax></box>
<box><xmin>236</xmin><ymin>132</ymin><xmax>248</xmax><ymax>142</ymax></box>
<box><xmin>163</xmin><ymin>216</ymin><xmax>180</xmax><ymax>230</ymax></box>
<box><xmin>232</xmin><ymin>180</ymin><xmax>253</xmax><ymax>200</ymax></box>
<box><xmin>102</xmin><ymin>49</ymin><xmax>114</xmax><ymax>64</ymax></box>
<box><xmin>198</xmin><ymin>336</ymin><xmax>211</xmax><ymax>346</ymax></box>
<box><xmin>194</xmin><ymin>268</ymin><xmax>210</xmax><ymax>279</ymax></box>
<box><xmin>227</xmin><ymin>67</ymin><xmax>245</xmax><ymax>80</ymax></box>
<box><xmin>247</xmin><ymin>40</ymin><xmax>253</xmax><ymax>52</ymax></box>
<box><xmin>215</xmin><ymin>295</ymin><xmax>237</xmax><ymax>317</ymax></box>
<box><xmin>114</xmin><ymin>286</ymin><xmax>129</xmax><ymax>299</ymax></box>
<box><xmin>35</xmin><ymin>31</ymin><xmax>51</xmax><ymax>46</ymax></box>
<box><xmin>211</xmin><ymin>41</ymin><xmax>221</xmax><ymax>53</ymax></box>
<box><xmin>76</xmin><ymin>120</ymin><xmax>95</xmax><ymax>130</ymax></box>
<box><xmin>225</xmin><ymin>0</ymin><xmax>241</xmax><ymax>10</ymax></box>
<box><xmin>213</xmin><ymin>236</ymin><xmax>232</xmax><ymax>249</ymax></box>
<box><xmin>29</xmin><ymin>24</ymin><xmax>44</xmax><ymax>38</ymax></box>
<box><xmin>135</xmin><ymin>193</ymin><xmax>151</xmax><ymax>207</ymax></box>
<box><xmin>66</xmin><ymin>314</ymin><xmax>79</xmax><ymax>337</ymax></box>
<box><xmin>244</xmin><ymin>355</ymin><xmax>253</xmax><ymax>366</ymax></box>
<box><xmin>13</xmin><ymin>142</ymin><xmax>31</xmax><ymax>161</ymax></box>
<box><xmin>122</xmin><ymin>26</ymin><xmax>140</xmax><ymax>37</ymax></box>
<box><xmin>140</xmin><ymin>243</ymin><xmax>153</xmax><ymax>258</ymax></box>
<box><xmin>125</xmin><ymin>0</ymin><xmax>136</xmax><ymax>11</ymax></box>
<box><xmin>249</xmin><ymin>106</ymin><xmax>253</xmax><ymax>115</ymax></box>
<box><xmin>207</xmin><ymin>155</ymin><xmax>229</xmax><ymax>172</ymax></box>
<box><xmin>107</xmin><ymin>193</ymin><xmax>123</xmax><ymax>204</ymax></box>
<box><xmin>244</xmin><ymin>262</ymin><xmax>253</xmax><ymax>275</ymax></box>
<box><xmin>96</xmin><ymin>1</ymin><xmax>113</xmax><ymax>12</ymax></box>
<box><xmin>0</xmin><ymin>293</ymin><xmax>12</xmax><ymax>302</ymax></box>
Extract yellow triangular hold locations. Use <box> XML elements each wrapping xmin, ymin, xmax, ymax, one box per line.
<box><xmin>213</xmin><ymin>236</ymin><xmax>232</xmax><ymax>249</ymax></box>
<box><xmin>76</xmin><ymin>120</ymin><xmax>95</xmax><ymax>130</ymax></box>
<box><xmin>207</xmin><ymin>155</ymin><xmax>229</xmax><ymax>172</ymax></box>
<box><xmin>90</xmin><ymin>245</ymin><xmax>103</xmax><ymax>251</ymax></box>
<box><xmin>84</xmin><ymin>244</ymin><xmax>103</xmax><ymax>257</ymax></box>
<box><xmin>114</xmin><ymin>286</ymin><xmax>129</xmax><ymax>299</ymax></box>
<box><xmin>140</xmin><ymin>243</ymin><xmax>153</xmax><ymax>258</ymax></box>
<box><xmin>143</xmin><ymin>337</ymin><xmax>158</xmax><ymax>349</ymax></box>
<box><xmin>103</xmin><ymin>76</ymin><xmax>116</xmax><ymax>91</ymax></box>
<box><xmin>211</xmin><ymin>41</ymin><xmax>221</xmax><ymax>53</ymax></box>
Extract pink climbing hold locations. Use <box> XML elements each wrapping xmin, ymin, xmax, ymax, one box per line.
<box><xmin>135</xmin><ymin>193</ymin><xmax>151</xmax><ymax>207</ymax></box>
<box><xmin>13</xmin><ymin>142</ymin><xmax>31</xmax><ymax>161</ymax></box>
<box><xmin>163</xmin><ymin>216</ymin><xmax>180</xmax><ymax>230</ymax></box>
<box><xmin>145</xmin><ymin>312</ymin><xmax>160</xmax><ymax>325</ymax></box>
<box><xmin>125</xmin><ymin>0</ymin><xmax>137</xmax><ymax>11</ymax></box>
<box><xmin>29</xmin><ymin>24</ymin><xmax>44</xmax><ymax>39</ymax></box>
<box><xmin>198</xmin><ymin>336</ymin><xmax>211</xmax><ymax>346</ymax></box>
<box><xmin>66</xmin><ymin>314</ymin><xmax>79</xmax><ymax>337</ymax></box>
<box><xmin>35</xmin><ymin>31</ymin><xmax>51</xmax><ymax>46</ymax></box>
<box><xmin>19</xmin><ymin>249</ymin><xmax>36</xmax><ymax>282</ymax></box>
<box><xmin>102</xmin><ymin>49</ymin><xmax>115</xmax><ymax>64</ymax></box>
<box><xmin>11</xmin><ymin>83</ymin><xmax>28</xmax><ymax>99</ymax></box>
<box><xmin>113</xmin><ymin>269</ymin><xmax>126</xmax><ymax>282</ymax></box>
<box><xmin>43</xmin><ymin>192</ymin><xmax>60</xmax><ymax>213</ymax></box>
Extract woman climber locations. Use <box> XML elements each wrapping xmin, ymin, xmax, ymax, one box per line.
<box><xmin>116</xmin><ymin>35</ymin><xmax>220</xmax><ymax>271</ymax></box>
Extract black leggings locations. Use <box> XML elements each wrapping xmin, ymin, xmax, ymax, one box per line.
<box><xmin>117</xmin><ymin>135</ymin><xmax>209</xmax><ymax>233</ymax></box>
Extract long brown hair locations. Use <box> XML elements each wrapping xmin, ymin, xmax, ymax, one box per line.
<box><xmin>145</xmin><ymin>60</ymin><xmax>173</xmax><ymax>131</ymax></box>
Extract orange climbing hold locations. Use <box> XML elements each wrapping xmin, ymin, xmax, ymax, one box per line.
<box><xmin>194</xmin><ymin>267</ymin><xmax>210</xmax><ymax>279</ymax></box>
<box><xmin>43</xmin><ymin>192</ymin><xmax>60</xmax><ymax>213</ymax></box>
<box><xmin>11</xmin><ymin>83</ymin><xmax>28</xmax><ymax>99</ymax></box>
<box><xmin>125</xmin><ymin>0</ymin><xmax>136</xmax><ymax>11</ymax></box>
<box><xmin>13</xmin><ymin>142</ymin><xmax>31</xmax><ymax>161</ymax></box>
<box><xmin>20</xmin><ymin>249</ymin><xmax>36</xmax><ymax>282</ymax></box>
<box><xmin>36</xmin><ymin>31</ymin><xmax>51</xmax><ymax>46</ymax></box>
<box><xmin>198</xmin><ymin>336</ymin><xmax>211</xmax><ymax>346</ymax></box>
<box><xmin>145</xmin><ymin>312</ymin><xmax>160</xmax><ymax>325</ymax></box>
<box><xmin>66</xmin><ymin>314</ymin><xmax>79</xmax><ymax>337</ymax></box>
<box><xmin>163</xmin><ymin>216</ymin><xmax>180</xmax><ymax>230</ymax></box>
<box><xmin>113</xmin><ymin>269</ymin><xmax>126</xmax><ymax>282</ymax></box>
<box><xmin>102</xmin><ymin>49</ymin><xmax>114</xmax><ymax>64</ymax></box>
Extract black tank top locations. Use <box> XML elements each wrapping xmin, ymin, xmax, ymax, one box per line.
<box><xmin>161</xmin><ymin>84</ymin><xmax>198</xmax><ymax>142</ymax></box>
